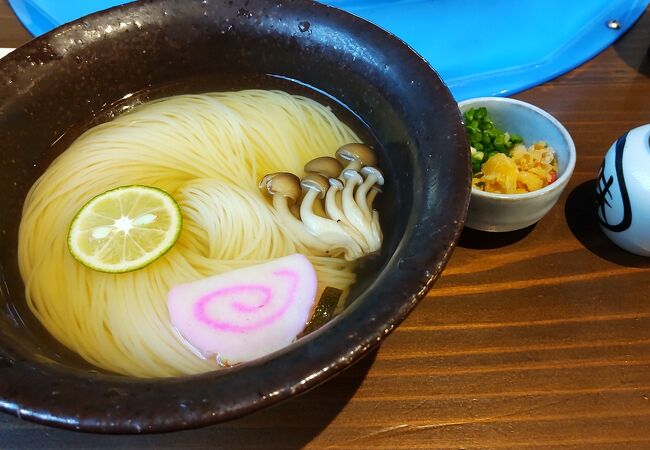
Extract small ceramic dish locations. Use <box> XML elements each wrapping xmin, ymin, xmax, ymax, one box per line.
<box><xmin>458</xmin><ymin>97</ymin><xmax>576</xmax><ymax>232</ymax></box>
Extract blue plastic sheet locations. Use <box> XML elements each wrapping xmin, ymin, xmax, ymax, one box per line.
<box><xmin>7</xmin><ymin>0</ymin><xmax>649</xmax><ymax>100</ymax></box>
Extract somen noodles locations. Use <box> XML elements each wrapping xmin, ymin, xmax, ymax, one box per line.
<box><xmin>18</xmin><ymin>90</ymin><xmax>360</xmax><ymax>377</ymax></box>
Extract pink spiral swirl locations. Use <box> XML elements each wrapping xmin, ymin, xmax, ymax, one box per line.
<box><xmin>193</xmin><ymin>270</ymin><xmax>299</xmax><ymax>333</ymax></box>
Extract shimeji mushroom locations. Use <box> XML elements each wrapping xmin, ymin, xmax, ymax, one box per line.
<box><xmin>335</xmin><ymin>144</ymin><xmax>382</xmax><ymax>252</ymax></box>
<box><xmin>340</xmin><ymin>169</ymin><xmax>381</xmax><ymax>252</ymax></box>
<box><xmin>300</xmin><ymin>174</ymin><xmax>364</xmax><ymax>261</ymax></box>
<box><xmin>303</xmin><ymin>156</ymin><xmax>344</xmax><ymax>218</ymax></box>
<box><xmin>304</xmin><ymin>156</ymin><xmax>343</xmax><ymax>179</ymax></box>
<box><xmin>259</xmin><ymin>172</ymin><xmax>331</xmax><ymax>255</ymax></box>
<box><xmin>335</xmin><ymin>143</ymin><xmax>377</xmax><ymax>173</ymax></box>
<box><xmin>304</xmin><ymin>157</ymin><xmax>370</xmax><ymax>252</ymax></box>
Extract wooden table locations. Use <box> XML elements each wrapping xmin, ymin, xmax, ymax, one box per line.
<box><xmin>1</xmin><ymin>2</ymin><xmax>649</xmax><ymax>448</ymax></box>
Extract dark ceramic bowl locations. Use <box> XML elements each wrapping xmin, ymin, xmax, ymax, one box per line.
<box><xmin>0</xmin><ymin>0</ymin><xmax>470</xmax><ymax>433</ymax></box>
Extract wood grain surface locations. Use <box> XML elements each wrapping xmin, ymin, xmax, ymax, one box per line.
<box><xmin>1</xmin><ymin>2</ymin><xmax>649</xmax><ymax>448</ymax></box>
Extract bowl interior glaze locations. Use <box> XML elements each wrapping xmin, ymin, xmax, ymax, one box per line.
<box><xmin>0</xmin><ymin>0</ymin><xmax>469</xmax><ymax>432</ymax></box>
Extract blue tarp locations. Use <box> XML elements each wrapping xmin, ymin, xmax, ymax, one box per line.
<box><xmin>8</xmin><ymin>0</ymin><xmax>649</xmax><ymax>100</ymax></box>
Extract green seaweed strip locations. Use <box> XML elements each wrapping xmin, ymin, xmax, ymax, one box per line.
<box><xmin>301</xmin><ymin>287</ymin><xmax>343</xmax><ymax>336</ymax></box>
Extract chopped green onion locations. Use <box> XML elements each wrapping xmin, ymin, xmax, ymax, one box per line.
<box><xmin>463</xmin><ymin>107</ymin><xmax>524</xmax><ymax>174</ymax></box>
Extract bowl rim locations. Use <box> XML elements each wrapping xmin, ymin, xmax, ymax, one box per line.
<box><xmin>0</xmin><ymin>0</ymin><xmax>470</xmax><ymax>433</ymax></box>
<box><xmin>458</xmin><ymin>96</ymin><xmax>576</xmax><ymax>201</ymax></box>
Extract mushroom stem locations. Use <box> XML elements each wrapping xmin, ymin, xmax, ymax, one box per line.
<box><xmin>300</xmin><ymin>185</ymin><xmax>364</xmax><ymax>261</ymax></box>
<box><xmin>271</xmin><ymin>195</ymin><xmax>331</xmax><ymax>254</ymax></box>
<box><xmin>325</xmin><ymin>178</ymin><xmax>370</xmax><ymax>253</ymax></box>
<box><xmin>289</xmin><ymin>203</ymin><xmax>301</xmax><ymax>220</ymax></box>
<box><xmin>312</xmin><ymin>196</ymin><xmax>327</xmax><ymax>218</ymax></box>
<box><xmin>355</xmin><ymin>167</ymin><xmax>384</xmax><ymax>219</ymax></box>
<box><xmin>341</xmin><ymin>169</ymin><xmax>381</xmax><ymax>252</ymax></box>
<box><xmin>367</xmin><ymin>185</ymin><xmax>382</xmax><ymax>211</ymax></box>
<box><xmin>370</xmin><ymin>210</ymin><xmax>383</xmax><ymax>251</ymax></box>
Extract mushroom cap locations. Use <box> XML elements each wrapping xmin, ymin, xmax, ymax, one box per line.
<box><xmin>300</xmin><ymin>173</ymin><xmax>330</xmax><ymax>199</ymax></box>
<box><xmin>360</xmin><ymin>166</ymin><xmax>385</xmax><ymax>185</ymax></box>
<box><xmin>341</xmin><ymin>168</ymin><xmax>364</xmax><ymax>184</ymax></box>
<box><xmin>304</xmin><ymin>157</ymin><xmax>343</xmax><ymax>179</ymax></box>
<box><xmin>335</xmin><ymin>143</ymin><xmax>377</xmax><ymax>167</ymax></box>
<box><xmin>328</xmin><ymin>177</ymin><xmax>344</xmax><ymax>190</ymax></box>
<box><xmin>259</xmin><ymin>172</ymin><xmax>301</xmax><ymax>203</ymax></box>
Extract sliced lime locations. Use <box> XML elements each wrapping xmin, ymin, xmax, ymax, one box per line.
<box><xmin>68</xmin><ymin>185</ymin><xmax>182</xmax><ymax>273</ymax></box>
